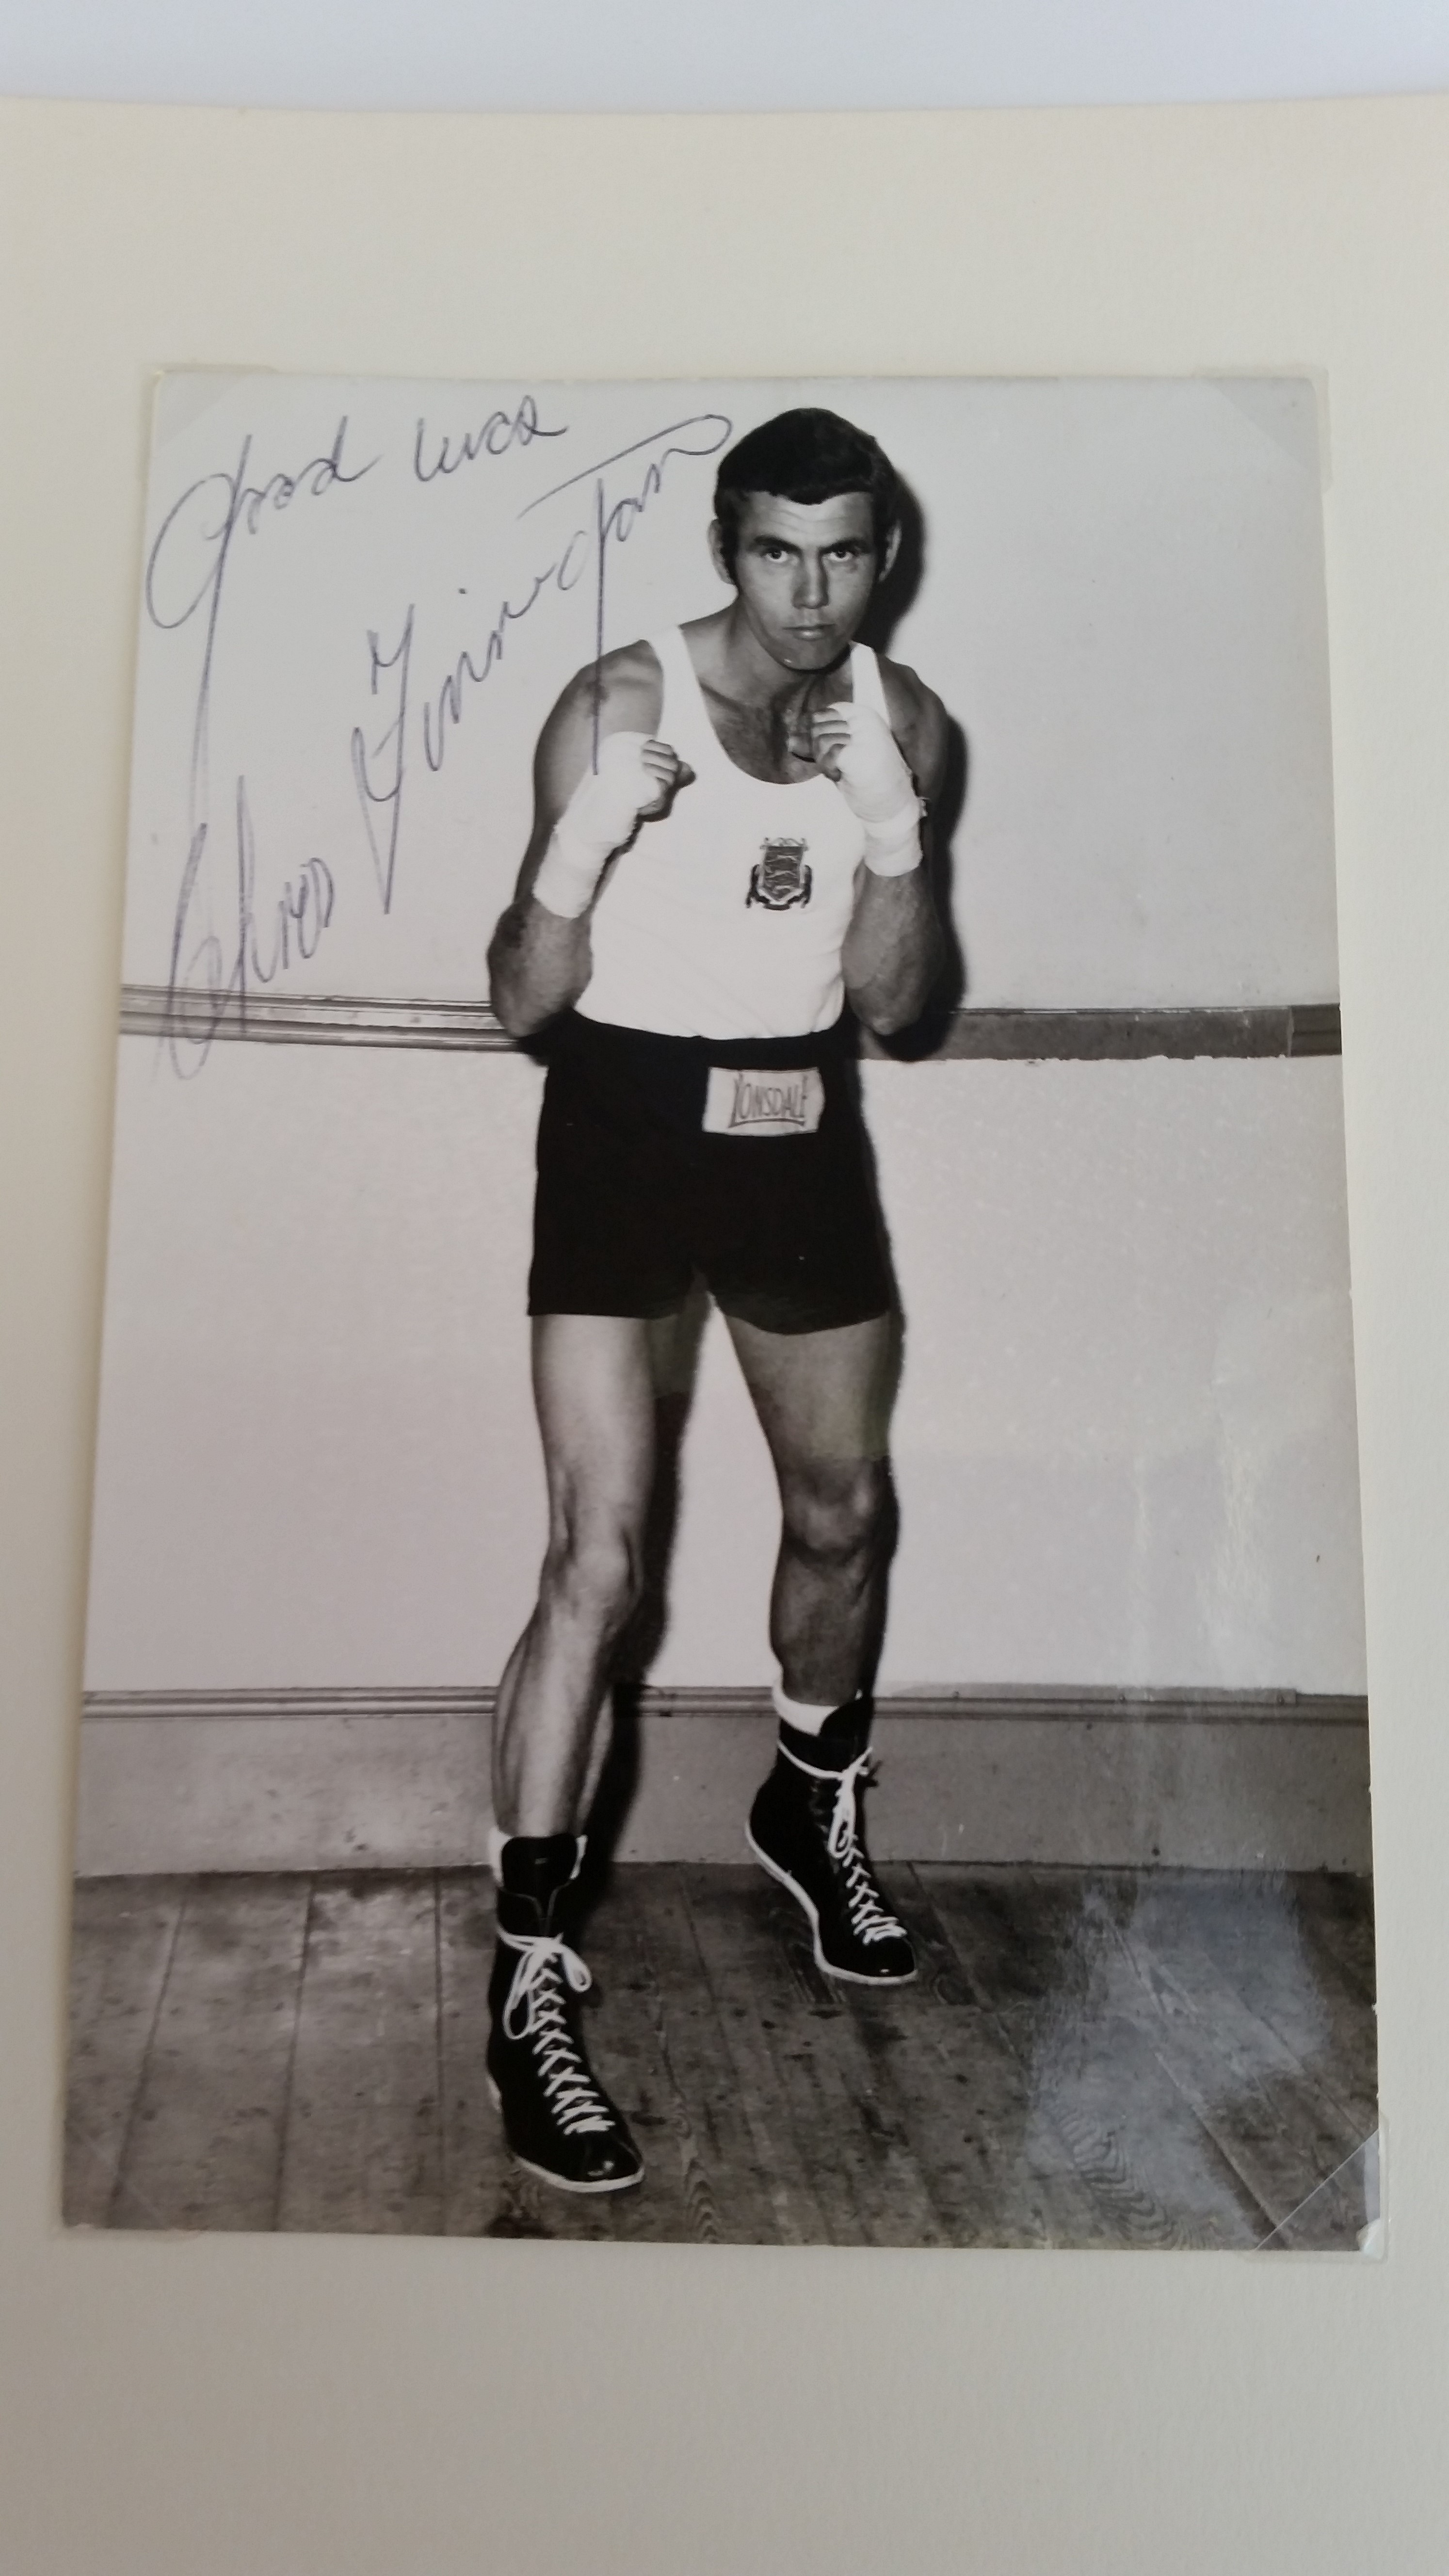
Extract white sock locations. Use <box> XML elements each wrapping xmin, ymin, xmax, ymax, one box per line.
<box><xmin>772</xmin><ymin>1682</ymin><xmax>838</xmax><ymax>1737</ymax></box>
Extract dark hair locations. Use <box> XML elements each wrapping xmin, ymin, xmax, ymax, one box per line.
<box><xmin>713</xmin><ymin>408</ymin><xmax>899</xmax><ymax>577</ymax></box>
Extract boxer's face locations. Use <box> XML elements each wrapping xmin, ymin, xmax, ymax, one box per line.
<box><xmin>712</xmin><ymin>491</ymin><xmax>898</xmax><ymax>673</ymax></box>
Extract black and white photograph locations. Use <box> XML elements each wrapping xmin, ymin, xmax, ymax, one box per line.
<box><xmin>65</xmin><ymin>370</ymin><xmax>1376</xmax><ymax>2249</ymax></box>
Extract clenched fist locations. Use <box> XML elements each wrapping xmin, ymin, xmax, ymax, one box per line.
<box><xmin>534</xmin><ymin>731</ymin><xmax>693</xmax><ymax>918</ymax></box>
<box><xmin>809</xmin><ymin>701</ymin><xmax>923</xmax><ymax>876</ymax></box>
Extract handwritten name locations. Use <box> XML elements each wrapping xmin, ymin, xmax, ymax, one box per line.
<box><xmin>164</xmin><ymin>777</ymin><xmax>336</xmax><ymax>1076</ymax></box>
<box><xmin>148</xmin><ymin>416</ymin><xmax>370</xmax><ymax>1070</ymax></box>
<box><xmin>350</xmin><ymin>606</ymin><xmax>414</xmax><ymax>916</ymax></box>
<box><xmin>519</xmin><ymin>414</ymin><xmax>734</xmax><ymax>758</ymax></box>
<box><xmin>418</xmin><ymin>411</ymin><xmax>733</xmax><ymax>781</ymax></box>
<box><xmin>420</xmin><ymin>534</ymin><xmax>591</xmax><ymax>774</ymax></box>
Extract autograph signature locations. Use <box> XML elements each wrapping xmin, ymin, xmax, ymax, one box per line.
<box><xmin>150</xmin><ymin>415</ymin><xmax>372</xmax><ymax>1071</ymax></box>
<box><xmin>150</xmin><ymin>400</ymin><xmax>732</xmax><ymax>1058</ymax></box>
<box><xmin>165</xmin><ymin>780</ymin><xmax>336</xmax><ymax>1073</ymax></box>
<box><xmin>518</xmin><ymin>412</ymin><xmax>735</xmax><ymax>758</ymax></box>
<box><xmin>349</xmin><ymin>412</ymin><xmax>733</xmax><ymax>910</ymax></box>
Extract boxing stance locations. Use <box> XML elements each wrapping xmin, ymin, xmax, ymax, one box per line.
<box><xmin>484</xmin><ymin>408</ymin><xmax>948</xmax><ymax>2192</ymax></box>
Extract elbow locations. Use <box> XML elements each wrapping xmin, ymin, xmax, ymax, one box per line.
<box><xmin>485</xmin><ymin>916</ymin><xmax>542</xmax><ymax>1038</ymax></box>
<box><xmin>852</xmin><ymin>967</ymin><xmax>938</xmax><ymax>1038</ymax></box>
<box><xmin>486</xmin><ymin>973</ymin><xmax>547</xmax><ymax>1041</ymax></box>
<box><xmin>845</xmin><ymin>918</ymin><xmax>945</xmax><ymax>1038</ymax></box>
<box><xmin>486</xmin><ymin>900</ymin><xmax>587</xmax><ymax>1038</ymax></box>
<box><xmin>486</xmin><ymin>959</ymin><xmax>577</xmax><ymax>1043</ymax></box>
<box><xmin>858</xmin><ymin>999</ymin><xmax>922</xmax><ymax>1039</ymax></box>
<box><xmin>484</xmin><ymin>949</ymin><xmax>531</xmax><ymax>1040</ymax></box>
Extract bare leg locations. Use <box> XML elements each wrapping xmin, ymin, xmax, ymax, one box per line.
<box><xmin>493</xmin><ymin>1314</ymin><xmax>658</xmax><ymax>1837</ymax></box>
<box><xmin>724</xmin><ymin>1312</ymin><xmax>897</xmax><ymax>1706</ymax></box>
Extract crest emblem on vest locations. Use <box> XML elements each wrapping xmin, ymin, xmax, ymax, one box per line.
<box><xmin>747</xmin><ymin>837</ymin><xmax>812</xmax><ymax>910</ymax></box>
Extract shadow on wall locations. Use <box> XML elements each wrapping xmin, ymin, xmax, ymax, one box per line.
<box><xmin>858</xmin><ymin>471</ymin><xmax>970</xmax><ymax>1043</ymax></box>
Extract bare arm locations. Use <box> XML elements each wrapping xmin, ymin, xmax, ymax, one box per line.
<box><xmin>837</xmin><ymin>671</ymin><xmax>949</xmax><ymax>1036</ymax></box>
<box><xmin>485</xmin><ymin>648</ymin><xmax>684</xmax><ymax>1038</ymax></box>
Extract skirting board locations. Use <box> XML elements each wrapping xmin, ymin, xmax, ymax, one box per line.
<box><xmin>74</xmin><ymin>1687</ymin><xmax>1372</xmax><ymax>1877</ymax></box>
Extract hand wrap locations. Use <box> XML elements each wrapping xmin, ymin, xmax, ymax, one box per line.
<box><xmin>824</xmin><ymin>701</ymin><xmax>924</xmax><ymax>877</ymax></box>
<box><xmin>533</xmin><ymin>732</ymin><xmax>659</xmax><ymax>919</ymax></box>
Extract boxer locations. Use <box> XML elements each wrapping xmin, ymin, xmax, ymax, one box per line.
<box><xmin>484</xmin><ymin>409</ymin><xmax>948</xmax><ymax>2191</ymax></box>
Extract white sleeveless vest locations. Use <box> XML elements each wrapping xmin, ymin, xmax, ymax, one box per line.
<box><xmin>576</xmin><ymin>628</ymin><xmax>887</xmax><ymax>1040</ymax></box>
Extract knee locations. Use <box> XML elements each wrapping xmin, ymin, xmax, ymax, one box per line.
<box><xmin>541</xmin><ymin>1511</ymin><xmax>645</xmax><ymax>1634</ymax></box>
<box><xmin>782</xmin><ymin>1459</ymin><xmax>892</xmax><ymax>1574</ymax></box>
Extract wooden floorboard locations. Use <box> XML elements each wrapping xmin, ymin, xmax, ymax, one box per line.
<box><xmin>666</xmin><ymin>1865</ymin><xmax>837</xmax><ymax>2244</ymax></box>
<box><xmin>1289</xmin><ymin>1873</ymin><xmax>1379</xmax><ymax>2006</ymax></box>
<box><xmin>1146</xmin><ymin>1875</ymin><xmax>1379</xmax><ymax>2142</ymax></box>
<box><xmin>623</xmin><ymin>1864</ymin><xmax>791</xmax><ymax>2243</ymax></box>
<box><xmin>64</xmin><ymin>1863</ymin><xmax>1379</xmax><ymax>2249</ymax></box>
<box><xmin>64</xmin><ymin>1877</ymin><xmax>187</xmax><ymax>2226</ymax></box>
<box><xmin>920</xmin><ymin>1868</ymin><xmax>1276</xmax><ymax>2248</ymax></box>
<box><xmin>869</xmin><ymin>1868</ymin><xmax>1125</xmax><ymax>2248</ymax></box>
<box><xmin>108</xmin><ymin>1875</ymin><xmax>312</xmax><ymax>2232</ymax></box>
<box><xmin>1101</xmin><ymin>1877</ymin><xmax>1373</xmax><ymax>2245</ymax></box>
<box><xmin>278</xmin><ymin>1876</ymin><xmax>443</xmax><ymax>2236</ymax></box>
<box><xmin>683</xmin><ymin>1865</ymin><xmax>950</xmax><ymax>2247</ymax></box>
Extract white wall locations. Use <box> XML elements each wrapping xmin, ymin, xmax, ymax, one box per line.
<box><xmin>84</xmin><ymin>1042</ymin><xmax>1365</xmax><ymax>1693</ymax></box>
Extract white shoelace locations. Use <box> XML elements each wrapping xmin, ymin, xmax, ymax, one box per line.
<box><xmin>779</xmin><ymin>1744</ymin><xmax>905</xmax><ymax>1946</ymax></box>
<box><xmin>497</xmin><ymin>1928</ymin><xmax>614</xmax><ymax>2135</ymax></box>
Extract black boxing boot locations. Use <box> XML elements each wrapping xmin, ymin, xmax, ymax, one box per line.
<box><xmin>746</xmin><ymin>1696</ymin><xmax>917</xmax><ymax>1984</ymax></box>
<box><xmin>485</xmin><ymin>1830</ymin><xmax>644</xmax><ymax>2193</ymax></box>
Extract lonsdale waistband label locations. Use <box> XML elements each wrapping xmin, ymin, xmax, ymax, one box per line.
<box><xmin>702</xmin><ymin>1064</ymin><xmax>825</xmax><ymax>1137</ymax></box>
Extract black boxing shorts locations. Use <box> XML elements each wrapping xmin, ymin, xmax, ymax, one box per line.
<box><xmin>528</xmin><ymin>1012</ymin><xmax>894</xmax><ymax>1334</ymax></box>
